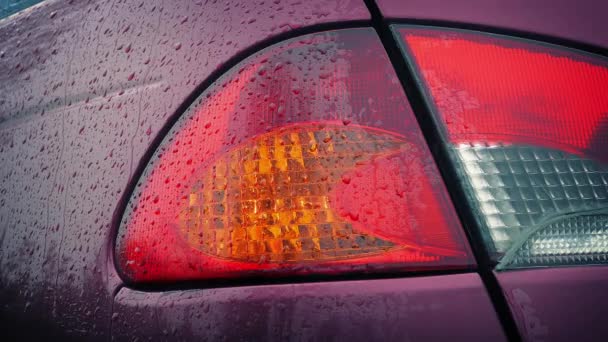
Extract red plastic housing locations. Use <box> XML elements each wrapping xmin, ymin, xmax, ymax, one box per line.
<box><xmin>398</xmin><ymin>27</ymin><xmax>608</xmax><ymax>161</ymax></box>
<box><xmin>115</xmin><ymin>28</ymin><xmax>472</xmax><ymax>283</ymax></box>
<box><xmin>396</xmin><ymin>26</ymin><xmax>608</xmax><ymax>266</ymax></box>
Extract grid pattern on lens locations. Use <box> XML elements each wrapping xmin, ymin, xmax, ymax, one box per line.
<box><xmin>179</xmin><ymin>125</ymin><xmax>405</xmax><ymax>263</ymax></box>
<box><xmin>454</xmin><ymin>143</ymin><xmax>608</xmax><ymax>255</ymax></box>
<box><xmin>508</xmin><ymin>215</ymin><xmax>608</xmax><ymax>267</ymax></box>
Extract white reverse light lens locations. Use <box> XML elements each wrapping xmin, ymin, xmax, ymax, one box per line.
<box><xmin>454</xmin><ymin>143</ymin><xmax>608</xmax><ymax>267</ymax></box>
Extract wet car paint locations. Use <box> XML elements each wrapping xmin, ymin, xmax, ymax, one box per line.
<box><xmin>498</xmin><ymin>267</ymin><xmax>608</xmax><ymax>342</ymax></box>
<box><xmin>377</xmin><ymin>0</ymin><xmax>608</xmax><ymax>49</ymax></box>
<box><xmin>1</xmin><ymin>0</ymin><xmax>605</xmax><ymax>340</ymax></box>
<box><xmin>113</xmin><ymin>274</ymin><xmax>506</xmax><ymax>341</ymax></box>
<box><xmin>0</xmin><ymin>0</ymin><xmax>369</xmax><ymax>339</ymax></box>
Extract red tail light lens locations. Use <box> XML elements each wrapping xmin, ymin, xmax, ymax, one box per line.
<box><xmin>115</xmin><ymin>28</ymin><xmax>473</xmax><ymax>283</ymax></box>
<box><xmin>396</xmin><ymin>26</ymin><xmax>608</xmax><ymax>268</ymax></box>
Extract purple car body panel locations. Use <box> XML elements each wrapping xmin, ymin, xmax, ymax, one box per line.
<box><xmin>0</xmin><ymin>0</ymin><xmax>368</xmax><ymax>339</ymax></box>
<box><xmin>498</xmin><ymin>267</ymin><xmax>608</xmax><ymax>342</ymax></box>
<box><xmin>1</xmin><ymin>0</ymin><xmax>605</xmax><ymax>340</ymax></box>
<box><xmin>113</xmin><ymin>274</ymin><xmax>506</xmax><ymax>341</ymax></box>
<box><xmin>377</xmin><ymin>0</ymin><xmax>608</xmax><ymax>49</ymax></box>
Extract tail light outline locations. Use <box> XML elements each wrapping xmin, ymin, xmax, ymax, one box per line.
<box><xmin>394</xmin><ymin>24</ymin><xmax>608</xmax><ymax>270</ymax></box>
<box><xmin>111</xmin><ymin>27</ymin><xmax>475</xmax><ymax>285</ymax></box>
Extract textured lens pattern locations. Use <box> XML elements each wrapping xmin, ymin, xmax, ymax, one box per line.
<box><xmin>507</xmin><ymin>215</ymin><xmax>608</xmax><ymax>267</ymax></box>
<box><xmin>455</xmin><ymin>143</ymin><xmax>608</xmax><ymax>256</ymax></box>
<box><xmin>179</xmin><ymin>125</ymin><xmax>408</xmax><ymax>263</ymax></box>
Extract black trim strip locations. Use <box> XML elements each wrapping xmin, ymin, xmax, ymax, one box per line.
<box><xmin>363</xmin><ymin>0</ymin><xmax>522</xmax><ymax>341</ymax></box>
<box><xmin>111</xmin><ymin>268</ymin><xmax>474</xmax><ymax>293</ymax></box>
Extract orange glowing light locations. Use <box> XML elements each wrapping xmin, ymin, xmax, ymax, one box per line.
<box><xmin>178</xmin><ymin>124</ymin><xmax>406</xmax><ymax>263</ymax></box>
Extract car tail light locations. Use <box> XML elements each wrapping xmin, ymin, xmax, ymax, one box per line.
<box><xmin>115</xmin><ymin>28</ymin><xmax>473</xmax><ymax>283</ymax></box>
<box><xmin>395</xmin><ymin>26</ymin><xmax>608</xmax><ymax>269</ymax></box>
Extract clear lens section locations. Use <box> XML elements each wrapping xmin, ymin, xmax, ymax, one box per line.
<box><xmin>505</xmin><ymin>214</ymin><xmax>608</xmax><ymax>268</ymax></box>
<box><xmin>454</xmin><ymin>143</ymin><xmax>608</xmax><ymax>265</ymax></box>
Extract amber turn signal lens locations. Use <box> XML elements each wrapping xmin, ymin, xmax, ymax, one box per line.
<box><xmin>178</xmin><ymin>124</ymin><xmax>404</xmax><ymax>263</ymax></box>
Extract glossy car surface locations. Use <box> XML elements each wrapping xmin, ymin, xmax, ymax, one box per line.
<box><xmin>0</xmin><ymin>0</ymin><xmax>605</xmax><ymax>340</ymax></box>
